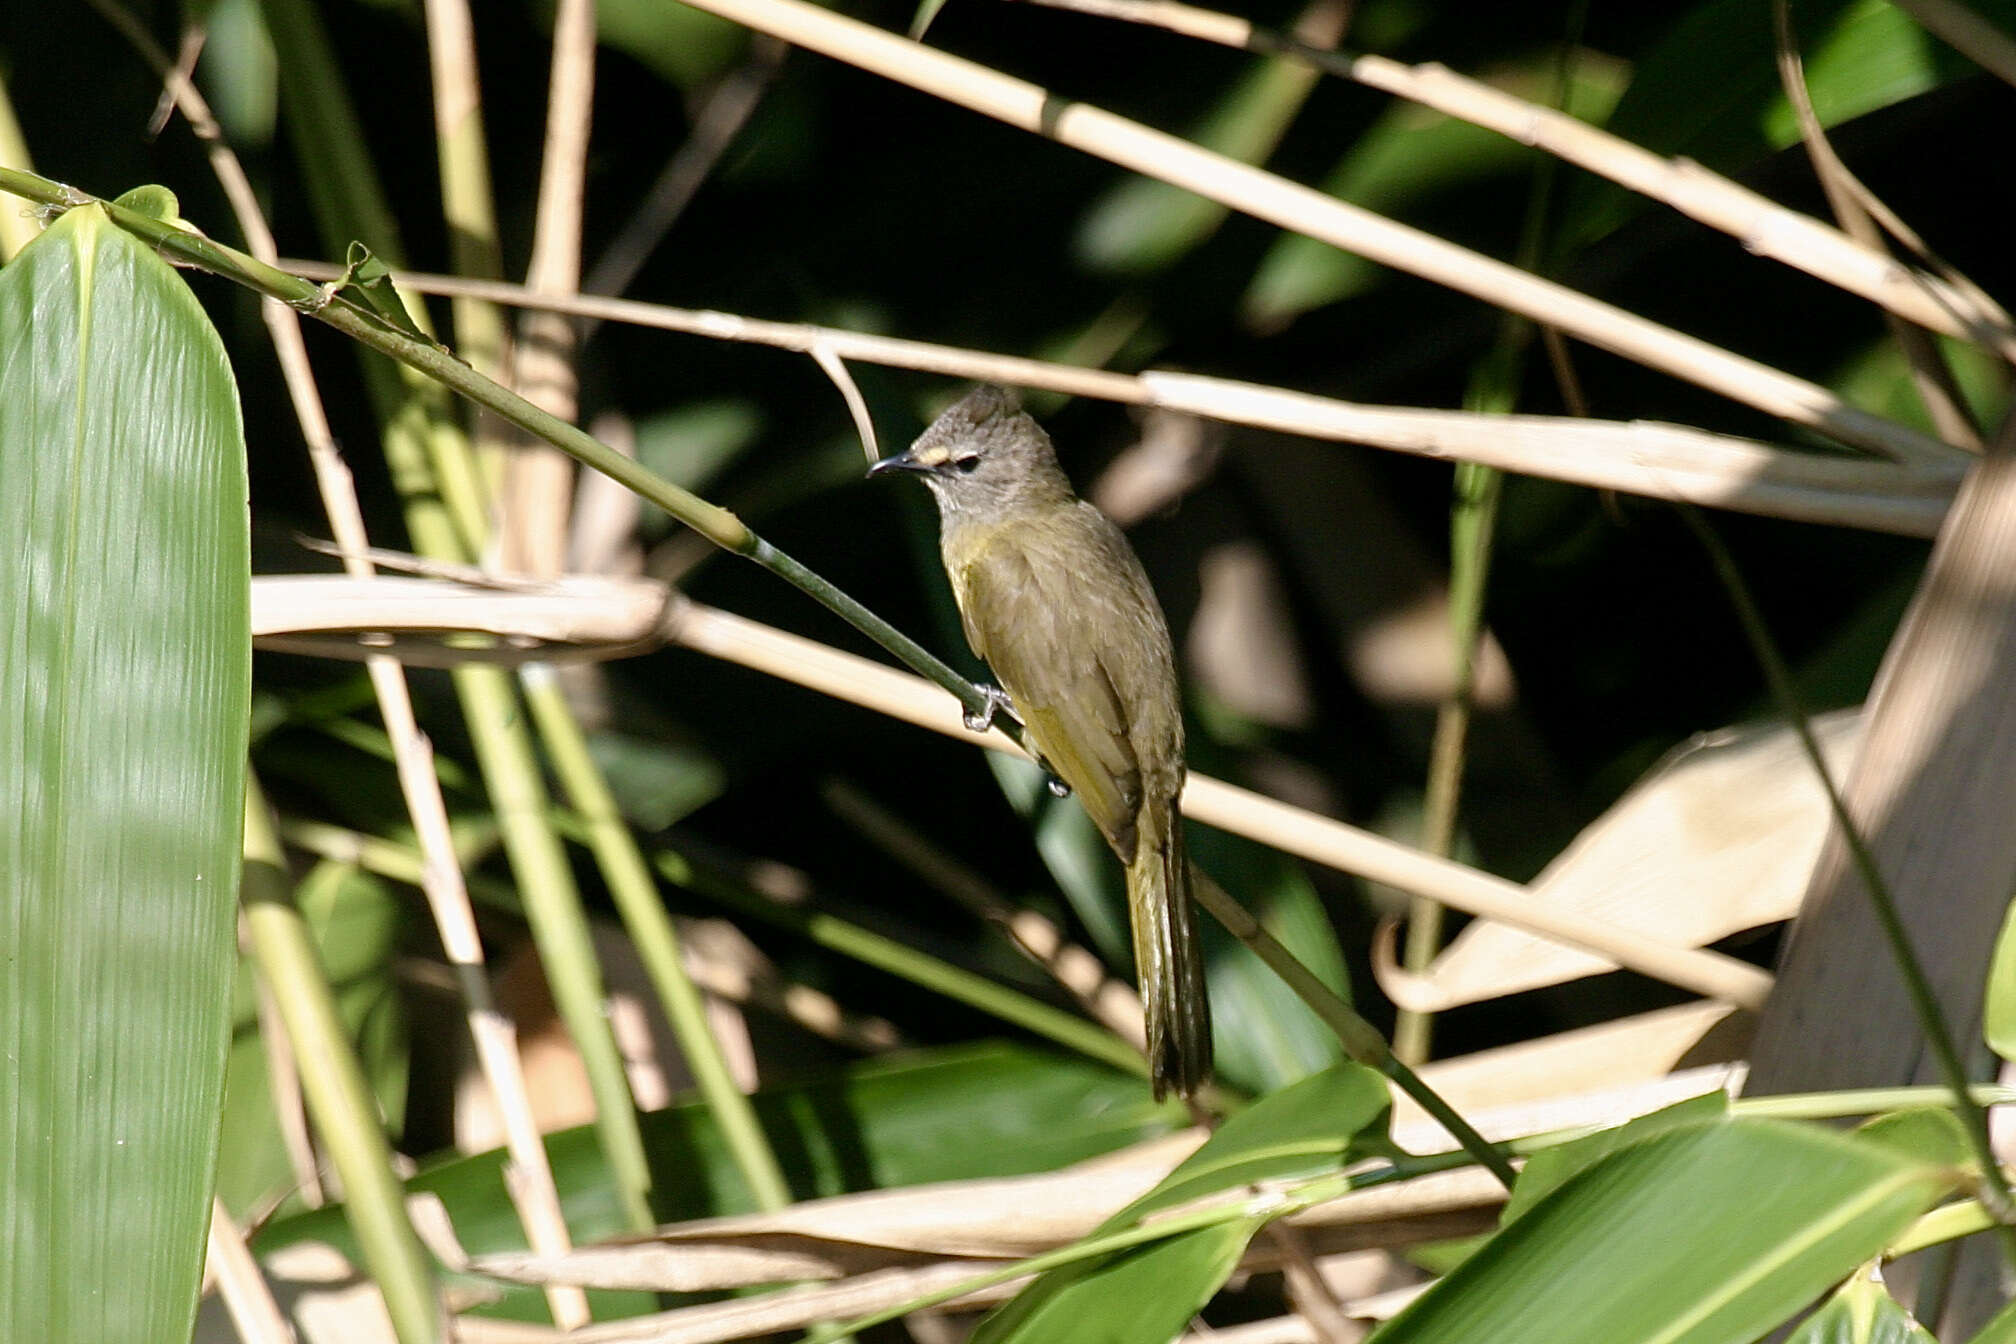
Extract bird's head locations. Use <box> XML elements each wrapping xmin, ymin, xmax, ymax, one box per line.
<box><xmin>870</xmin><ymin>385</ymin><xmax>1076</xmax><ymax>519</ymax></box>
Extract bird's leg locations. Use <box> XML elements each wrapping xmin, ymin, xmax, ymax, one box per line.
<box><xmin>963</xmin><ymin>684</ymin><xmax>1016</xmax><ymax>734</ymax></box>
<box><xmin>963</xmin><ymin>686</ymin><xmax>1072</xmax><ymax>798</ymax></box>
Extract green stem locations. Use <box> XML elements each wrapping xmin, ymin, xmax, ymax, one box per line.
<box><xmin>453</xmin><ymin>663</ymin><xmax>657</xmax><ymax>1231</ymax></box>
<box><xmin>242</xmin><ymin>775</ymin><xmax>444</xmax><ymax>1344</ymax></box>
<box><xmin>1187</xmin><ymin>867</ymin><xmax>1516</xmax><ymax>1187</ymax></box>
<box><xmin>522</xmin><ymin>666</ymin><xmax>794</xmax><ymax>1210</ymax></box>
<box><xmin>1395</xmin><ymin>3</ymin><xmax>1584</xmax><ymax>1066</ymax></box>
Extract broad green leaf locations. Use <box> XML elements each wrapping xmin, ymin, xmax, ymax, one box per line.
<box><xmin>259</xmin><ymin>1043</ymin><xmax>1176</xmax><ymax>1321</ymax></box>
<box><xmin>994</xmin><ymin>751</ymin><xmax>1349</xmax><ymax>1093</ymax></box>
<box><xmin>1852</xmin><ymin>1106</ymin><xmax>1970</xmax><ymax>1169</ymax></box>
<box><xmin>972</xmin><ymin>1065</ymin><xmax>1391</xmax><ymax>1344</ymax></box>
<box><xmin>1984</xmin><ymin>895</ymin><xmax>2016</xmax><ymax>1061</ymax></box>
<box><xmin>0</xmin><ymin>203</ymin><xmax>250</xmax><ymax>1341</ymax></box>
<box><xmin>1500</xmin><ymin>1090</ymin><xmax>1730</xmax><ymax>1225</ymax></box>
<box><xmin>1114</xmin><ymin>1063</ymin><xmax>1392</xmax><ymax>1221</ymax></box>
<box><xmin>633</xmin><ymin>398</ymin><xmax>765</xmax><ymax>498</ymax></box>
<box><xmin>195</xmin><ymin>0</ymin><xmax>279</xmax><ymax>148</ymax></box>
<box><xmin>1968</xmin><ymin>1293</ymin><xmax>2016</xmax><ymax>1344</ymax></box>
<box><xmin>1369</xmin><ymin>1120</ymin><xmax>1956</xmax><ymax>1344</ymax></box>
<box><xmin>1190</xmin><ymin>823</ymin><xmax>1349</xmax><ymax>1092</ymax></box>
<box><xmin>972</xmin><ymin>1219</ymin><xmax>1259</xmax><ymax>1344</ymax></box>
<box><xmin>1785</xmin><ymin>1267</ymin><xmax>1935</xmax><ymax>1344</ymax></box>
<box><xmin>585</xmin><ymin>731</ymin><xmax>725</xmax><ymax>830</ymax></box>
<box><xmin>594</xmin><ymin>0</ymin><xmax>748</xmax><ymax>89</ymax></box>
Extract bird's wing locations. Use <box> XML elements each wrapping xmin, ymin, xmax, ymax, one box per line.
<box><xmin>956</xmin><ymin>532</ymin><xmax>1143</xmax><ymax>860</ymax></box>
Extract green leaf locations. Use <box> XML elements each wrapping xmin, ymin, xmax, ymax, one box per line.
<box><xmin>1190</xmin><ymin>825</ymin><xmax>1350</xmax><ymax>1093</ymax></box>
<box><xmin>1116</xmin><ymin>1063</ymin><xmax>1392</xmax><ymax>1221</ymax></box>
<box><xmin>1967</xmin><ymin>1292</ymin><xmax>2016</xmax><ymax>1344</ymax></box>
<box><xmin>972</xmin><ymin>1065</ymin><xmax>1391</xmax><ymax>1344</ymax></box>
<box><xmin>585</xmin><ymin>730</ymin><xmax>725</xmax><ymax>830</ymax></box>
<box><xmin>1852</xmin><ymin>1106</ymin><xmax>1971</xmax><ymax>1169</ymax></box>
<box><xmin>972</xmin><ymin>1219</ymin><xmax>1259</xmax><ymax>1344</ymax></box>
<box><xmin>1568</xmin><ymin>0</ymin><xmax>2016</xmax><ymax>251</ymax></box>
<box><xmin>909</xmin><ymin>0</ymin><xmax>952</xmax><ymax>40</ymax></box>
<box><xmin>1242</xmin><ymin>59</ymin><xmax>1622</xmax><ymax>328</ymax></box>
<box><xmin>1984</xmin><ymin>895</ymin><xmax>2016</xmax><ymax>1062</ymax></box>
<box><xmin>0</xmin><ymin>203</ymin><xmax>250</xmax><ymax>1341</ymax></box>
<box><xmin>633</xmin><ymin>398</ymin><xmax>765</xmax><ymax>498</ymax></box>
<box><xmin>994</xmin><ymin>752</ymin><xmax>1350</xmax><ymax>1094</ymax></box>
<box><xmin>1500</xmin><ymin>1090</ymin><xmax>1730</xmax><ymax>1225</ymax></box>
<box><xmin>326</xmin><ymin>240</ymin><xmax>439</xmax><ymax>348</ymax></box>
<box><xmin>594</xmin><ymin>0</ymin><xmax>748</xmax><ymax>89</ymax></box>
<box><xmin>1785</xmin><ymin>1268</ymin><xmax>1935</xmax><ymax>1344</ymax></box>
<box><xmin>1369</xmin><ymin>1120</ymin><xmax>1956</xmax><ymax>1344</ymax></box>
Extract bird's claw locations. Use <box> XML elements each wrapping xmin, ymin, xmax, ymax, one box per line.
<box><xmin>963</xmin><ymin>685</ymin><xmax>1015</xmax><ymax>734</ymax></box>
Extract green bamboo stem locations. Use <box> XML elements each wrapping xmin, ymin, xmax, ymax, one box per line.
<box><xmin>452</xmin><ymin>661</ymin><xmax>658</xmax><ymax>1230</ymax></box>
<box><xmin>522</xmin><ymin>667</ymin><xmax>794</xmax><ymax>1210</ymax></box>
<box><xmin>1187</xmin><ymin>867</ymin><xmax>1516</xmax><ymax>1187</ymax></box>
<box><xmin>241</xmin><ymin>775</ymin><xmax>444</xmax><ymax>1344</ymax></box>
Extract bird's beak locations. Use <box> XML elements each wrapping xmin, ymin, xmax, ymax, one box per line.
<box><xmin>868</xmin><ymin>448</ymin><xmax>929</xmax><ymax>478</ymax></box>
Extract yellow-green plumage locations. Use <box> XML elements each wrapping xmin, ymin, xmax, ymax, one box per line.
<box><xmin>872</xmin><ymin>386</ymin><xmax>1212</xmax><ymax>1099</ymax></box>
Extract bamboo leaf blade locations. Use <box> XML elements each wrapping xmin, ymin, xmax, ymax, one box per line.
<box><xmin>1369</xmin><ymin>1120</ymin><xmax>1957</xmax><ymax>1344</ymax></box>
<box><xmin>0</xmin><ymin>202</ymin><xmax>251</xmax><ymax>1342</ymax></box>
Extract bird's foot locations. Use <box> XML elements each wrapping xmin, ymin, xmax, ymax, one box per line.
<box><xmin>963</xmin><ymin>685</ymin><xmax>1015</xmax><ymax>734</ymax></box>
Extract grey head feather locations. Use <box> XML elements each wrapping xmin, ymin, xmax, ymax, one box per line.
<box><xmin>909</xmin><ymin>385</ymin><xmax>1078</xmax><ymax>521</ymax></box>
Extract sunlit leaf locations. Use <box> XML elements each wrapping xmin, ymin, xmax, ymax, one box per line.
<box><xmin>973</xmin><ymin>1065</ymin><xmax>1390</xmax><ymax>1344</ymax></box>
<box><xmin>0</xmin><ymin>202</ymin><xmax>250</xmax><ymax>1341</ymax></box>
<box><xmin>1983</xmin><ymin>896</ymin><xmax>2016</xmax><ymax>1062</ymax></box>
<box><xmin>1499</xmin><ymin>1090</ymin><xmax>1730</xmax><ymax>1225</ymax></box>
<box><xmin>973</xmin><ymin>1219</ymin><xmax>1258</xmax><ymax>1344</ymax></box>
<box><xmin>1784</xmin><ymin>1267</ymin><xmax>1935</xmax><ymax>1344</ymax></box>
<box><xmin>1369</xmin><ymin>1120</ymin><xmax>1955</xmax><ymax>1344</ymax></box>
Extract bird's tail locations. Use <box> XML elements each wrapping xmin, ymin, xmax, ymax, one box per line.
<box><xmin>1129</xmin><ymin>808</ymin><xmax>1212</xmax><ymax>1100</ymax></box>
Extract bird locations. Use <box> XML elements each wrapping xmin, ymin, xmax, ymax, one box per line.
<box><xmin>870</xmin><ymin>385</ymin><xmax>1212</xmax><ymax>1099</ymax></box>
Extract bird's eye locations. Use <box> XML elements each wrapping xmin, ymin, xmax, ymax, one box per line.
<box><xmin>954</xmin><ymin>455</ymin><xmax>981</xmax><ymax>474</ymax></box>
